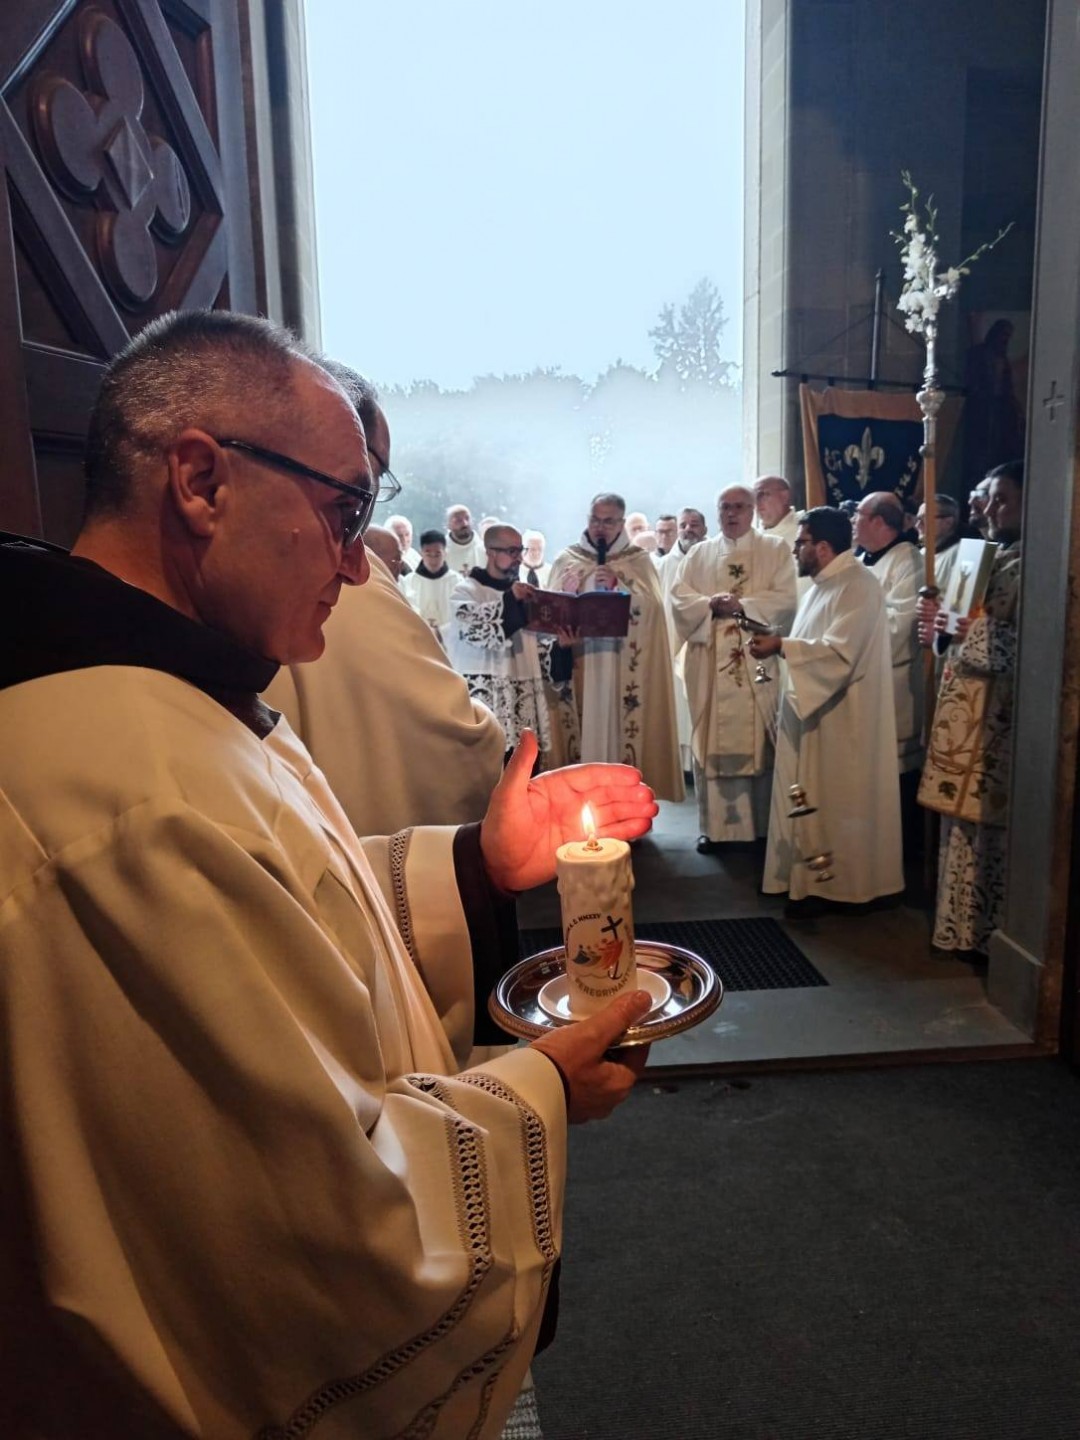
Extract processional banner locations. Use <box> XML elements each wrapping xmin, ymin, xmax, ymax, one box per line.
<box><xmin>799</xmin><ymin>384</ymin><xmax>963</xmax><ymax>511</ymax></box>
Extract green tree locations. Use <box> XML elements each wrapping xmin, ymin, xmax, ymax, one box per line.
<box><xmin>649</xmin><ymin>277</ymin><xmax>736</xmax><ymax>388</ymax></box>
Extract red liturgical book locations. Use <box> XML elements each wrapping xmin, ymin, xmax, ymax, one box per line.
<box><xmin>525</xmin><ymin>589</ymin><xmax>632</xmax><ymax>639</ymax></box>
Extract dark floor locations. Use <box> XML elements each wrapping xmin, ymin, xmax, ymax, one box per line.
<box><xmin>533</xmin><ymin>1059</ymin><xmax>1080</xmax><ymax>1439</ymax></box>
<box><xmin>517</xmin><ymin>794</ymin><xmax>1033</xmax><ymax>1068</ymax></box>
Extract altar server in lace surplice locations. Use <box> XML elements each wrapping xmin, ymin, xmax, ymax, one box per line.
<box><xmin>449</xmin><ymin>525</ymin><xmax>572</xmax><ymax>767</ymax></box>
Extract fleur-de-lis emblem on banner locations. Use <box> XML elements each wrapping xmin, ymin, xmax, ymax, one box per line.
<box><xmin>844</xmin><ymin>427</ymin><xmax>885</xmax><ymax>490</ymax></box>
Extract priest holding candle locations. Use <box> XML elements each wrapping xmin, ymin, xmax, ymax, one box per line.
<box><xmin>0</xmin><ymin>313</ymin><xmax>663</xmax><ymax>1440</ymax></box>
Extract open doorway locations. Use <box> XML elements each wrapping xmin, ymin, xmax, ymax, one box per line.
<box><xmin>305</xmin><ymin>0</ymin><xmax>1066</xmax><ymax>1069</ymax></box>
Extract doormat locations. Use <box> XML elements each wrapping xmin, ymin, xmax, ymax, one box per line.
<box><xmin>517</xmin><ymin>916</ymin><xmax>828</xmax><ymax>992</ymax></box>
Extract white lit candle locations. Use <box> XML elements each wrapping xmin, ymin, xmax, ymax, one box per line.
<box><xmin>555</xmin><ymin>804</ymin><xmax>637</xmax><ymax>1016</ymax></box>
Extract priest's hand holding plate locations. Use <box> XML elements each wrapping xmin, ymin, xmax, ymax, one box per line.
<box><xmin>530</xmin><ymin>988</ymin><xmax>653</xmax><ymax>1123</ymax></box>
<box><xmin>480</xmin><ymin>731</ymin><xmax>658</xmax><ymax>893</ymax></box>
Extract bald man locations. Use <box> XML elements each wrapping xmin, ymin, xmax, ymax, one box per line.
<box><xmin>753</xmin><ymin>475</ymin><xmax>800</xmax><ymax>548</ymax></box>
<box><xmin>445</xmin><ymin>502</ymin><xmax>486</xmax><ymax>573</ymax></box>
<box><xmin>363</xmin><ymin>523</ymin><xmax>405</xmax><ymax>581</ymax></box>
<box><xmin>672</xmin><ymin>484</ymin><xmax>797</xmax><ymax>850</ymax></box>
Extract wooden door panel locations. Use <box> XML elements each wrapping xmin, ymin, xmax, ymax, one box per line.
<box><xmin>0</xmin><ymin>0</ymin><xmax>256</xmax><ymax>544</ymax></box>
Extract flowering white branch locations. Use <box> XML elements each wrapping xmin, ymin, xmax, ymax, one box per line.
<box><xmin>891</xmin><ymin>170</ymin><xmax>1013</xmax><ymax>338</ymax></box>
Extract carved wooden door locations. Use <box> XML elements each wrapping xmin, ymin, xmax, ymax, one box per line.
<box><xmin>0</xmin><ymin>0</ymin><xmax>257</xmax><ymax>543</ymax></box>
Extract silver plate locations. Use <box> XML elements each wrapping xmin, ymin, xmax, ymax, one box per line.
<box><xmin>489</xmin><ymin>940</ymin><xmax>722</xmax><ymax>1047</ymax></box>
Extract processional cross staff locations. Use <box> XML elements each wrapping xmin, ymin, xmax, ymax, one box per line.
<box><xmin>892</xmin><ymin>173</ymin><xmax>1013</xmax><ymax>723</ymax></box>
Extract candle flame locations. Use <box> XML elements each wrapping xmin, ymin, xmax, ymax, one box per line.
<box><xmin>581</xmin><ymin>804</ymin><xmax>600</xmax><ymax>848</ymax></box>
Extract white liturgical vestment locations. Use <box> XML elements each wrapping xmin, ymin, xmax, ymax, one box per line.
<box><xmin>653</xmin><ymin>542</ymin><xmax>694</xmax><ymax>768</ymax></box>
<box><xmin>447</xmin><ymin>531</ymin><xmax>487</xmax><ymax>574</ymax></box>
<box><xmin>672</xmin><ymin>530</ymin><xmax>798</xmax><ymax>840</ymax></box>
<box><xmin>402</xmin><ymin>562</ymin><xmax>460</xmax><ymax>639</ymax></box>
<box><xmin>0</xmin><ymin>665</ymin><xmax>565</xmax><ymax>1439</ymax></box>
<box><xmin>762</xmin><ymin>550</ymin><xmax>903</xmax><ymax>902</ymax></box>
<box><xmin>448</xmin><ymin>572</ymin><xmax>554</xmax><ymax>758</ymax></box>
<box><xmin>865</xmin><ymin>539</ymin><xmax>925</xmax><ymax>772</ymax></box>
<box><xmin>548</xmin><ymin>531</ymin><xmax>684</xmax><ymax>800</ymax></box>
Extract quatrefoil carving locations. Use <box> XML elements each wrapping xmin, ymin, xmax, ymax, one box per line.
<box><xmin>32</xmin><ymin>7</ymin><xmax>192</xmax><ymax>308</ymax></box>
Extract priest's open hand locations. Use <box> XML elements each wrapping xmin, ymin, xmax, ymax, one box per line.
<box><xmin>480</xmin><ymin>729</ymin><xmax>658</xmax><ymax>893</ymax></box>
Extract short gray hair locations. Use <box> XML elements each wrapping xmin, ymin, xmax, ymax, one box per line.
<box><xmin>84</xmin><ymin>309</ymin><xmax>304</xmax><ymax>518</ymax></box>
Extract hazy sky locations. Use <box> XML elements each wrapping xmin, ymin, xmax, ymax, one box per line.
<box><xmin>305</xmin><ymin>1</ymin><xmax>744</xmax><ymax>392</ymax></box>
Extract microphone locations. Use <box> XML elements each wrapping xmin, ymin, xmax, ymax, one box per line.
<box><xmin>595</xmin><ymin>536</ymin><xmax>608</xmax><ymax>588</ymax></box>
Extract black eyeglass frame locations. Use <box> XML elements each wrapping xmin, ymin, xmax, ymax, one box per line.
<box><xmin>487</xmin><ymin>545</ymin><xmax>525</xmax><ymax>557</ymax></box>
<box><xmin>214</xmin><ymin>437</ymin><xmax>397</xmax><ymax>546</ymax></box>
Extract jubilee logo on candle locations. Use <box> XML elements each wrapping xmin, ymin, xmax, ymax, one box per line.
<box><xmin>555</xmin><ymin>804</ymin><xmax>637</xmax><ymax>1016</ymax></box>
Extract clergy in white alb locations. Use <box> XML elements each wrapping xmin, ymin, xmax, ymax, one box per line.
<box><xmin>652</xmin><ymin>507</ymin><xmax>708</xmax><ymax>774</ymax></box>
<box><xmin>548</xmin><ymin>492</ymin><xmax>685</xmax><ymax>801</ymax></box>
<box><xmin>448</xmin><ymin>525</ymin><xmax>565</xmax><ymax>766</ymax></box>
<box><xmin>653</xmin><ymin>513</ymin><xmax>679</xmax><ymax>561</ymax></box>
<box><xmin>522</xmin><ymin>529</ymin><xmax>552</xmax><ymax>588</ymax></box>
<box><xmin>673</xmin><ymin>487</ymin><xmax>797</xmax><ymax>845</ymax></box>
<box><xmin>0</xmin><ymin>315</ymin><xmax>661</xmax><ymax>1440</ymax></box>
<box><xmin>401</xmin><ymin>527</ymin><xmax>461</xmax><ymax>642</ymax></box>
<box><xmin>752</xmin><ymin>507</ymin><xmax>903</xmax><ymax>905</ymax></box>
<box><xmin>853</xmin><ymin>490</ymin><xmax>925</xmax><ymax>774</ymax></box>
<box><xmin>388</xmin><ymin>511</ymin><xmax>422</xmax><ymax>572</ymax></box>
<box><xmin>754</xmin><ymin>474</ymin><xmax>809</xmax><ymax>597</ymax></box>
<box><xmin>446</xmin><ymin>501</ymin><xmax>488</xmax><ymax>574</ymax></box>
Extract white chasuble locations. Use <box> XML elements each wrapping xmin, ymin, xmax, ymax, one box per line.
<box><xmin>672</xmin><ymin>531</ymin><xmax>797</xmax><ymax>840</ymax></box>
<box><xmin>762</xmin><ymin>551</ymin><xmax>903</xmax><ymax>902</ymax></box>
<box><xmin>548</xmin><ymin>537</ymin><xmax>684</xmax><ymax>801</ymax></box>
<box><xmin>0</xmin><ymin>666</ymin><xmax>565</xmax><ymax>1440</ymax></box>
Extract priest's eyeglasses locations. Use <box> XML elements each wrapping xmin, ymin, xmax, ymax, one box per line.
<box><xmin>215</xmin><ymin>437</ymin><xmax>397</xmax><ymax>547</ymax></box>
<box><xmin>489</xmin><ymin>545</ymin><xmax>525</xmax><ymax>557</ymax></box>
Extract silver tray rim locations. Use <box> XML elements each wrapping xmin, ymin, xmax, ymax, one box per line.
<box><xmin>490</xmin><ymin>939</ymin><xmax>723</xmax><ymax>1046</ymax></box>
